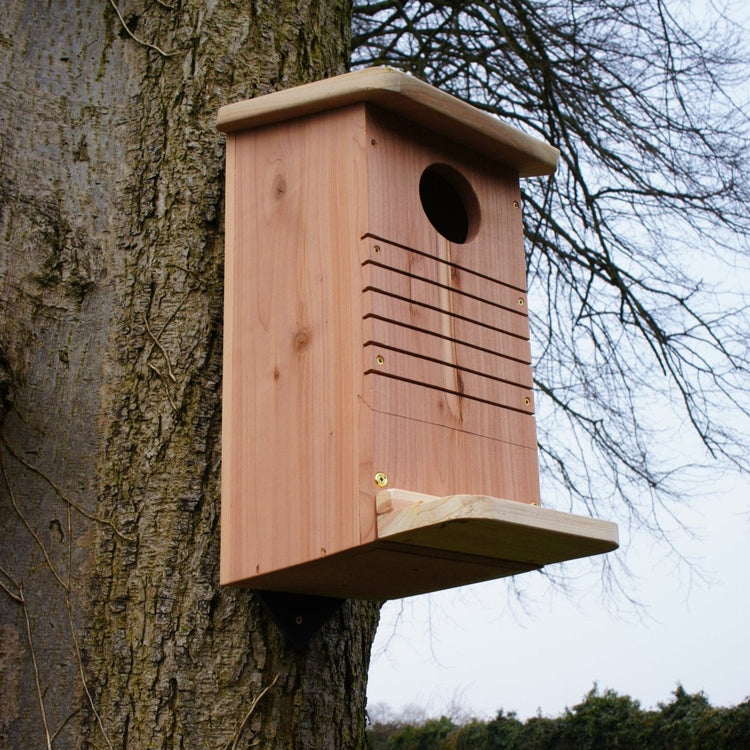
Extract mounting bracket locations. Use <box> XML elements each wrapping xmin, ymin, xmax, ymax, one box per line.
<box><xmin>255</xmin><ymin>590</ymin><xmax>344</xmax><ymax>649</ymax></box>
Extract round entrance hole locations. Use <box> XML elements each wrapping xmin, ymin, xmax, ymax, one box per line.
<box><xmin>419</xmin><ymin>164</ymin><xmax>480</xmax><ymax>244</ymax></box>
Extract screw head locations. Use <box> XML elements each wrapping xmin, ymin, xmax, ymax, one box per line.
<box><xmin>374</xmin><ymin>472</ymin><xmax>388</xmax><ymax>488</ymax></box>
<box><xmin>376</xmin><ymin>354</ymin><xmax>385</xmax><ymax>366</ymax></box>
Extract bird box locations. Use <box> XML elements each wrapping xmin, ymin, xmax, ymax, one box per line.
<box><xmin>218</xmin><ymin>68</ymin><xmax>617</xmax><ymax>600</ymax></box>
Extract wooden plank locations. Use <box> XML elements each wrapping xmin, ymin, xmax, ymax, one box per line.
<box><xmin>364</xmin><ymin>373</ymin><xmax>537</xmax><ymax>448</ymax></box>
<box><xmin>364</xmin><ymin>290</ymin><xmax>532</xmax><ymax>365</ymax></box>
<box><xmin>370</xmin><ymin>410</ymin><xmax>541</xmax><ymax>502</ymax></box>
<box><xmin>220</xmin><ymin>133</ymin><xmax>238</xmax><ymax>585</ymax></box>
<box><xmin>363</xmin><ymin>345</ymin><xmax>534</xmax><ymax>414</ymax></box>
<box><xmin>231</xmin><ymin>540</ymin><xmax>539</xmax><ymax>599</ymax></box>
<box><xmin>362</xmin><ymin>316</ymin><xmax>533</xmax><ymax>389</ymax></box>
<box><xmin>217</xmin><ymin>67</ymin><xmax>559</xmax><ymax>178</ymax></box>
<box><xmin>362</xmin><ymin>261</ymin><xmax>530</xmax><ymax>339</ymax></box>
<box><xmin>221</xmin><ymin>106</ymin><xmax>372</xmax><ymax>585</ymax></box>
<box><xmin>220</xmin><ymin>488</ymin><xmax>617</xmax><ymax>599</ymax></box>
<box><xmin>364</xmin><ymin>107</ymin><xmax>530</xmax><ymax>291</ymax></box>
<box><xmin>360</xmin><ymin>238</ymin><xmax>530</xmax><ymax>316</ymax></box>
<box><xmin>377</xmin><ymin>490</ymin><xmax>619</xmax><ymax>564</ymax></box>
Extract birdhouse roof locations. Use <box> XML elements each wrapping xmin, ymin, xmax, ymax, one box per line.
<box><xmin>216</xmin><ymin>67</ymin><xmax>558</xmax><ymax>178</ymax></box>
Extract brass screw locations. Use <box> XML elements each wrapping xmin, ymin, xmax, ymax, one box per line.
<box><xmin>373</xmin><ymin>245</ymin><xmax>381</xmax><ymax>254</ymax></box>
<box><xmin>518</xmin><ymin>298</ymin><xmax>525</xmax><ymax>307</ymax></box>
<box><xmin>374</xmin><ymin>472</ymin><xmax>388</xmax><ymax>488</ymax></box>
<box><xmin>524</xmin><ymin>397</ymin><xmax>531</xmax><ymax>407</ymax></box>
<box><xmin>376</xmin><ymin>354</ymin><xmax>385</xmax><ymax>366</ymax></box>
<box><xmin>513</xmin><ymin>200</ymin><xmax>520</xmax><ymax>208</ymax></box>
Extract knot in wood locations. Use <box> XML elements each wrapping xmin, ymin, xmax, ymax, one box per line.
<box><xmin>294</xmin><ymin>328</ymin><xmax>311</xmax><ymax>351</ymax></box>
<box><xmin>273</xmin><ymin>174</ymin><xmax>287</xmax><ymax>200</ymax></box>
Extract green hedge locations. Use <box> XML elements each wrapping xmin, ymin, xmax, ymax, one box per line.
<box><xmin>368</xmin><ymin>686</ymin><xmax>750</xmax><ymax>749</ymax></box>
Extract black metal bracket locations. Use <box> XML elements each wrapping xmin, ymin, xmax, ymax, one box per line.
<box><xmin>254</xmin><ymin>590</ymin><xmax>345</xmax><ymax>649</ymax></box>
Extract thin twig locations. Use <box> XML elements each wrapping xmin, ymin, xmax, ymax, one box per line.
<box><xmin>148</xmin><ymin>363</ymin><xmax>179</xmax><ymax>412</ymax></box>
<box><xmin>0</xmin><ymin>576</ymin><xmax>22</xmax><ymax>602</ymax></box>
<box><xmin>0</xmin><ymin>450</ymin><xmax>68</xmax><ymax>590</ymax></box>
<box><xmin>17</xmin><ymin>581</ymin><xmax>53</xmax><ymax>750</ymax></box>
<box><xmin>50</xmin><ymin>709</ymin><xmax>82</xmax><ymax>744</ymax></box>
<box><xmin>66</xmin><ymin>594</ymin><xmax>114</xmax><ymax>749</ymax></box>
<box><xmin>0</xmin><ymin>565</ymin><xmax>23</xmax><ymax>603</ymax></box>
<box><xmin>1</xmin><ymin>437</ymin><xmax>135</xmax><ymax>543</ymax></box>
<box><xmin>108</xmin><ymin>0</ymin><xmax>179</xmax><ymax>57</ymax></box>
<box><xmin>49</xmin><ymin>490</ymin><xmax>88</xmax><ymax>746</ymax></box>
<box><xmin>144</xmin><ymin>315</ymin><xmax>177</xmax><ymax>382</ymax></box>
<box><xmin>0</xmin><ymin>571</ymin><xmax>50</xmax><ymax>743</ymax></box>
<box><xmin>226</xmin><ymin>674</ymin><xmax>279</xmax><ymax>750</ymax></box>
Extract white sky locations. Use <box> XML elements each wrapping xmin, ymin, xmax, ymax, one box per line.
<box><xmin>367</xmin><ymin>474</ymin><xmax>749</xmax><ymax>720</ymax></box>
<box><xmin>367</xmin><ymin>1</ymin><xmax>749</xmax><ymax>722</ymax></box>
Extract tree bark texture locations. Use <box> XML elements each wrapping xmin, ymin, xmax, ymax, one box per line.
<box><xmin>0</xmin><ymin>1</ymin><xmax>380</xmax><ymax>748</ymax></box>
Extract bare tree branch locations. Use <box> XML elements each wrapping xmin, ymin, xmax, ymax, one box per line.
<box><xmin>352</xmin><ymin>1</ymin><xmax>750</xmax><ymax>543</ymax></box>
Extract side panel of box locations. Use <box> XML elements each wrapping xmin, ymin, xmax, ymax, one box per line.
<box><xmin>221</xmin><ymin>107</ymin><xmax>372</xmax><ymax>585</ymax></box>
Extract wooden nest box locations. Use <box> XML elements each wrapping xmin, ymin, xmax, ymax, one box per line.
<box><xmin>218</xmin><ymin>68</ymin><xmax>618</xmax><ymax>600</ymax></box>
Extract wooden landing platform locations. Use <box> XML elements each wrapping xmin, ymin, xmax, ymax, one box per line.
<box><xmin>242</xmin><ymin>490</ymin><xmax>618</xmax><ymax>600</ymax></box>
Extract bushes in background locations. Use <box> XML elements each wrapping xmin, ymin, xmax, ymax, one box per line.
<box><xmin>367</xmin><ymin>686</ymin><xmax>750</xmax><ymax>749</ymax></box>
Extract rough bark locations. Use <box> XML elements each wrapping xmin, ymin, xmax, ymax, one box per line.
<box><xmin>0</xmin><ymin>1</ymin><xmax>380</xmax><ymax>748</ymax></box>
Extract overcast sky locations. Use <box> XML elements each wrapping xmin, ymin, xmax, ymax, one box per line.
<box><xmin>367</xmin><ymin>1</ymin><xmax>749</xmax><ymax>722</ymax></box>
<box><xmin>367</xmin><ymin>473</ymin><xmax>749</xmax><ymax>720</ymax></box>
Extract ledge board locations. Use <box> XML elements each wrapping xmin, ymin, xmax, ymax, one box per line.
<box><xmin>377</xmin><ymin>489</ymin><xmax>619</xmax><ymax>566</ymax></box>
<box><xmin>234</xmin><ymin>491</ymin><xmax>617</xmax><ymax>600</ymax></box>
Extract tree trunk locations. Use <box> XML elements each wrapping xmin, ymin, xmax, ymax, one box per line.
<box><xmin>0</xmin><ymin>1</ymin><xmax>380</xmax><ymax>748</ymax></box>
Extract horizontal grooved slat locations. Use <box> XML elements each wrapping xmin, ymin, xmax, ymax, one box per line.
<box><xmin>362</xmin><ymin>317</ymin><xmax>533</xmax><ymax>388</ymax></box>
<box><xmin>364</xmin><ymin>344</ymin><xmax>534</xmax><ymax>413</ymax></box>
<box><xmin>363</xmin><ymin>291</ymin><xmax>532</xmax><ymax>365</ymax></box>
<box><xmin>363</xmin><ymin>232</ymin><xmax>529</xmax><ymax>295</ymax></box>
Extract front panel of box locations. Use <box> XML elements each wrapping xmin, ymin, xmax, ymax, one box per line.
<box><xmin>360</xmin><ymin>107</ymin><xmax>541</xmax><ymax>505</ymax></box>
